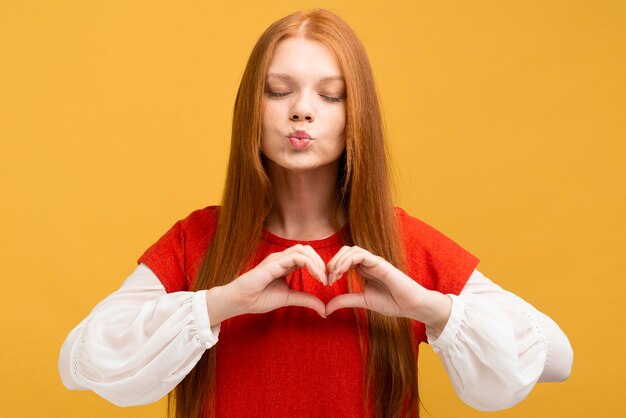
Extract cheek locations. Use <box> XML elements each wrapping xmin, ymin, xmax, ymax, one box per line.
<box><xmin>333</xmin><ymin>108</ymin><xmax>346</xmax><ymax>136</ymax></box>
<box><xmin>261</xmin><ymin>106</ymin><xmax>285</xmax><ymax>150</ymax></box>
<box><xmin>262</xmin><ymin>101</ymin><xmax>281</xmax><ymax>127</ymax></box>
<box><xmin>337</xmin><ymin>108</ymin><xmax>347</xmax><ymax>149</ymax></box>
<box><xmin>318</xmin><ymin>105</ymin><xmax>346</xmax><ymax>135</ymax></box>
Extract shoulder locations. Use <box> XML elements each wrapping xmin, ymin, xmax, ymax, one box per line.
<box><xmin>176</xmin><ymin>205</ymin><xmax>221</xmax><ymax>270</ymax></box>
<box><xmin>393</xmin><ymin>206</ymin><xmax>459</xmax><ymax>249</ymax></box>
<box><xmin>394</xmin><ymin>206</ymin><xmax>434</xmax><ymax>234</ymax></box>
<box><xmin>178</xmin><ymin>205</ymin><xmax>221</xmax><ymax>233</ymax></box>
<box><xmin>162</xmin><ymin>205</ymin><xmax>221</xmax><ymax>249</ymax></box>
<box><xmin>393</xmin><ymin>205</ymin><xmax>480</xmax><ymax>289</ymax></box>
<box><xmin>156</xmin><ymin>205</ymin><xmax>221</xmax><ymax>250</ymax></box>
<box><xmin>136</xmin><ymin>205</ymin><xmax>221</xmax><ymax>292</ymax></box>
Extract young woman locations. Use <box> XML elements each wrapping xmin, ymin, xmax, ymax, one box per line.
<box><xmin>59</xmin><ymin>9</ymin><xmax>573</xmax><ymax>418</ymax></box>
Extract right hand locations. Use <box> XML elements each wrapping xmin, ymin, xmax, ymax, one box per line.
<box><xmin>206</xmin><ymin>244</ymin><xmax>329</xmax><ymax>324</ymax></box>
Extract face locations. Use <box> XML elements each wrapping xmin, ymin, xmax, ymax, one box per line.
<box><xmin>261</xmin><ymin>37</ymin><xmax>346</xmax><ymax>174</ymax></box>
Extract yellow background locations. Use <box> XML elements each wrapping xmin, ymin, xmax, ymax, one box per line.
<box><xmin>1</xmin><ymin>1</ymin><xmax>624</xmax><ymax>417</ymax></box>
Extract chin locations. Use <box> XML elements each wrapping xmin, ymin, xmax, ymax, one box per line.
<box><xmin>287</xmin><ymin>158</ymin><xmax>342</xmax><ymax>173</ymax></box>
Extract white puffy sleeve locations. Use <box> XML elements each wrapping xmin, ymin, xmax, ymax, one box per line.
<box><xmin>58</xmin><ymin>263</ymin><xmax>220</xmax><ymax>407</ymax></box>
<box><xmin>425</xmin><ymin>269</ymin><xmax>573</xmax><ymax>411</ymax></box>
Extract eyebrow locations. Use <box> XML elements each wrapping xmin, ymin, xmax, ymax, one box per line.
<box><xmin>266</xmin><ymin>73</ymin><xmax>345</xmax><ymax>83</ymax></box>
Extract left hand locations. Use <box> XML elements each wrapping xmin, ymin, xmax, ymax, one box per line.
<box><xmin>325</xmin><ymin>245</ymin><xmax>445</xmax><ymax>326</ymax></box>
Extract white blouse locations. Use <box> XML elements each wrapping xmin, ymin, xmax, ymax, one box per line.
<box><xmin>58</xmin><ymin>264</ymin><xmax>573</xmax><ymax>411</ymax></box>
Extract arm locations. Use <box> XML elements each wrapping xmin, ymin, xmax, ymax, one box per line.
<box><xmin>423</xmin><ymin>269</ymin><xmax>573</xmax><ymax>411</ymax></box>
<box><xmin>59</xmin><ymin>245</ymin><xmax>329</xmax><ymax>407</ymax></box>
<box><xmin>58</xmin><ymin>263</ymin><xmax>220</xmax><ymax>406</ymax></box>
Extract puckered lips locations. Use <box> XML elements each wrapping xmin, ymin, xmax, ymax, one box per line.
<box><xmin>287</xmin><ymin>130</ymin><xmax>313</xmax><ymax>150</ymax></box>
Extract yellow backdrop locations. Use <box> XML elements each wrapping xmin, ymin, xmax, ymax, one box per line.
<box><xmin>1</xmin><ymin>1</ymin><xmax>624</xmax><ymax>417</ymax></box>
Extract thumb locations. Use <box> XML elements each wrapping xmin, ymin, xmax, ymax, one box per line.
<box><xmin>284</xmin><ymin>290</ymin><xmax>327</xmax><ymax>319</ymax></box>
<box><xmin>326</xmin><ymin>293</ymin><xmax>367</xmax><ymax>316</ymax></box>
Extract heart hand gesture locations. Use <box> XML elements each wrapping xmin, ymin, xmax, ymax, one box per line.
<box><xmin>207</xmin><ymin>244</ymin><xmax>451</xmax><ymax>333</ymax></box>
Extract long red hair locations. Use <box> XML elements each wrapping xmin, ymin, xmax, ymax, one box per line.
<box><xmin>171</xmin><ymin>9</ymin><xmax>420</xmax><ymax>418</ymax></box>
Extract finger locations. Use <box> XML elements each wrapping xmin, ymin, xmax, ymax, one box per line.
<box><xmin>331</xmin><ymin>248</ymin><xmax>356</xmax><ymax>285</ymax></box>
<box><xmin>327</xmin><ymin>245</ymin><xmax>352</xmax><ymax>271</ymax></box>
<box><xmin>327</xmin><ymin>245</ymin><xmax>352</xmax><ymax>284</ymax></box>
<box><xmin>284</xmin><ymin>290</ymin><xmax>327</xmax><ymax>318</ymax></box>
<box><xmin>334</xmin><ymin>248</ymin><xmax>386</xmax><ymax>286</ymax></box>
<box><xmin>326</xmin><ymin>293</ymin><xmax>367</xmax><ymax>316</ymax></box>
<box><xmin>299</xmin><ymin>245</ymin><xmax>328</xmax><ymax>284</ymax></box>
<box><xmin>284</xmin><ymin>244</ymin><xmax>327</xmax><ymax>284</ymax></box>
<box><xmin>257</xmin><ymin>253</ymin><xmax>305</xmax><ymax>284</ymax></box>
<box><xmin>346</xmin><ymin>253</ymin><xmax>412</xmax><ymax>298</ymax></box>
<box><xmin>331</xmin><ymin>247</ymin><xmax>368</xmax><ymax>285</ymax></box>
<box><xmin>276</xmin><ymin>253</ymin><xmax>327</xmax><ymax>286</ymax></box>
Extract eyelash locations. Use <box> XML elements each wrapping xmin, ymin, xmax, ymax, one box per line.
<box><xmin>266</xmin><ymin>92</ymin><xmax>344</xmax><ymax>103</ymax></box>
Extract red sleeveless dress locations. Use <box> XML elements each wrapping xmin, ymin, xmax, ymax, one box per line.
<box><xmin>137</xmin><ymin>206</ymin><xmax>480</xmax><ymax>417</ymax></box>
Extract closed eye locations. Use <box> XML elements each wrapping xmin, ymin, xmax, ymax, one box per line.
<box><xmin>265</xmin><ymin>91</ymin><xmax>345</xmax><ymax>103</ymax></box>
<box><xmin>319</xmin><ymin>94</ymin><xmax>343</xmax><ymax>103</ymax></box>
<box><xmin>267</xmin><ymin>92</ymin><xmax>290</xmax><ymax>98</ymax></box>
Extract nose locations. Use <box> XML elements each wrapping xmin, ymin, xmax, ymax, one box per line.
<box><xmin>289</xmin><ymin>92</ymin><xmax>315</xmax><ymax>122</ymax></box>
<box><xmin>290</xmin><ymin>113</ymin><xmax>313</xmax><ymax>122</ymax></box>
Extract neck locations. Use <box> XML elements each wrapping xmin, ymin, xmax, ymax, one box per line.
<box><xmin>264</xmin><ymin>160</ymin><xmax>346</xmax><ymax>240</ymax></box>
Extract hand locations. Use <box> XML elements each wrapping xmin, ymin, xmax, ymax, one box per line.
<box><xmin>209</xmin><ymin>244</ymin><xmax>329</xmax><ymax>323</ymax></box>
<box><xmin>325</xmin><ymin>245</ymin><xmax>444</xmax><ymax>325</ymax></box>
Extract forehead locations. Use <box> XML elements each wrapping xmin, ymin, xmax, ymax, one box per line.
<box><xmin>266</xmin><ymin>37</ymin><xmax>343</xmax><ymax>82</ymax></box>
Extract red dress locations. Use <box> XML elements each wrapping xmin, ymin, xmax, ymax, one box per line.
<box><xmin>137</xmin><ymin>206</ymin><xmax>480</xmax><ymax>417</ymax></box>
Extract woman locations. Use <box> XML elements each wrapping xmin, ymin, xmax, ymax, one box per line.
<box><xmin>58</xmin><ymin>8</ymin><xmax>573</xmax><ymax>418</ymax></box>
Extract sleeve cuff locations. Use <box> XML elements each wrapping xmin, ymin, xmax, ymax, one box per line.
<box><xmin>192</xmin><ymin>290</ymin><xmax>220</xmax><ymax>349</ymax></box>
<box><xmin>523</xmin><ymin>309</ymin><xmax>550</xmax><ymax>374</ymax></box>
<box><xmin>426</xmin><ymin>293</ymin><xmax>465</xmax><ymax>353</ymax></box>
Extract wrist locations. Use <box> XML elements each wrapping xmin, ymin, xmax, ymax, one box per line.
<box><xmin>205</xmin><ymin>284</ymin><xmax>243</xmax><ymax>326</ymax></box>
<box><xmin>410</xmin><ymin>290</ymin><xmax>453</xmax><ymax>339</ymax></box>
